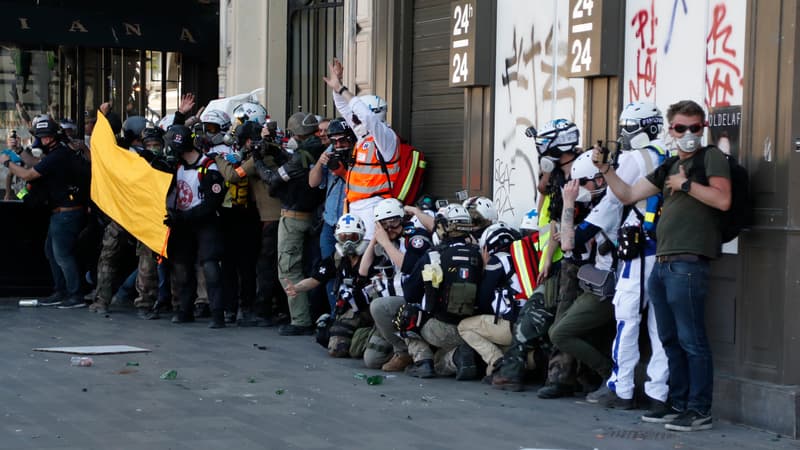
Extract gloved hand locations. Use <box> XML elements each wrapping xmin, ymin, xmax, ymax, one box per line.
<box><xmin>421</xmin><ymin>263</ymin><xmax>443</xmax><ymax>288</ymax></box>
<box><xmin>224</xmin><ymin>153</ymin><xmax>240</xmax><ymax>164</ymax></box>
<box><xmin>277</xmin><ymin>156</ymin><xmax>306</xmax><ymax>181</ymax></box>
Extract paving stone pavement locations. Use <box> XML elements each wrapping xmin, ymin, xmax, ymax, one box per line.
<box><xmin>1</xmin><ymin>301</ymin><xmax>798</xmax><ymax>450</ymax></box>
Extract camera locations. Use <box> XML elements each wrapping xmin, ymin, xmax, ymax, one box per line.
<box><xmin>435</xmin><ymin>199</ymin><xmax>449</xmax><ymax>209</ymax></box>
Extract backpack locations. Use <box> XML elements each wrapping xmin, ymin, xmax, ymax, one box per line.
<box><xmin>376</xmin><ymin>141</ymin><xmax>427</xmax><ymax>205</ymax></box>
<box><xmin>429</xmin><ymin>243</ymin><xmax>482</xmax><ymax>322</ymax></box>
<box><xmin>665</xmin><ymin>146</ymin><xmax>751</xmax><ymax>243</ymax></box>
<box><xmin>67</xmin><ymin>149</ymin><xmax>92</xmax><ymax>205</ymax></box>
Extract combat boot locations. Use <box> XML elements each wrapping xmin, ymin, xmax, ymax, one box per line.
<box><xmin>382</xmin><ymin>353</ymin><xmax>413</xmax><ymax>372</ymax></box>
<box><xmin>208</xmin><ymin>310</ymin><xmax>226</xmax><ymax>329</ymax></box>
<box><xmin>453</xmin><ymin>344</ymin><xmax>479</xmax><ymax>381</ymax></box>
<box><xmin>537</xmin><ymin>383</ymin><xmax>575</xmax><ymax>399</ymax></box>
<box><xmin>405</xmin><ymin>359</ymin><xmax>435</xmax><ymax>378</ymax></box>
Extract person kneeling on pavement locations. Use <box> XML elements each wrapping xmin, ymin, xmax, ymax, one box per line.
<box><xmin>283</xmin><ymin>213</ymin><xmax>375</xmax><ymax>357</ymax></box>
<box><xmin>396</xmin><ymin>204</ymin><xmax>483</xmax><ymax>379</ymax></box>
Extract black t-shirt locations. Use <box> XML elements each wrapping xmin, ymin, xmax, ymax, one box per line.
<box><xmin>312</xmin><ymin>254</ymin><xmax>373</xmax><ymax>311</ymax></box>
<box><xmin>33</xmin><ymin>144</ymin><xmax>82</xmax><ymax>208</ymax></box>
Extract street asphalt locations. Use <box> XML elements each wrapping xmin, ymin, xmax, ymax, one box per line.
<box><xmin>1</xmin><ymin>300</ymin><xmax>798</xmax><ymax>450</ymax></box>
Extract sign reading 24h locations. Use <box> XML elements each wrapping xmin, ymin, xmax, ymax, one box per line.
<box><xmin>449</xmin><ymin>0</ymin><xmax>490</xmax><ymax>87</ymax></box>
<box><xmin>567</xmin><ymin>0</ymin><xmax>623</xmax><ymax>78</ymax></box>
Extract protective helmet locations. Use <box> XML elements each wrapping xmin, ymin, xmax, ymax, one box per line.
<box><xmin>618</xmin><ymin>102</ymin><xmax>663</xmax><ymax>150</ymax></box>
<box><xmin>374</xmin><ymin>198</ymin><xmax>404</xmax><ymax>222</ymax></box>
<box><xmin>358</xmin><ymin>95</ymin><xmax>388</xmax><ymax>123</ymax></box>
<box><xmin>479</xmin><ymin>222</ymin><xmax>520</xmax><ymax>254</ymax></box>
<box><xmin>534</xmin><ymin>119</ymin><xmax>580</xmax><ymax>157</ymax></box>
<box><xmin>233</xmin><ymin>102</ymin><xmax>268</xmax><ymax>125</ymax></box>
<box><xmin>33</xmin><ymin>118</ymin><xmax>59</xmax><ymax>138</ymax></box>
<box><xmin>335</xmin><ymin>214</ymin><xmax>368</xmax><ymax>256</ymax></box>
<box><xmin>326</xmin><ymin>118</ymin><xmax>356</xmax><ymax>143</ymax></box>
<box><xmin>164</xmin><ymin>125</ymin><xmax>194</xmax><ymax>154</ymax></box>
<box><xmin>462</xmin><ymin>196</ymin><xmax>498</xmax><ymax>230</ymax></box>
<box><xmin>200</xmin><ymin>109</ymin><xmax>232</xmax><ymax>133</ymax></box>
<box><xmin>286</xmin><ymin>112</ymin><xmax>319</xmax><ymax>136</ymax></box>
<box><xmin>234</xmin><ymin>121</ymin><xmax>263</xmax><ymax>147</ymax></box>
<box><xmin>519</xmin><ymin>208</ymin><xmax>539</xmax><ymax>232</ymax></box>
<box><xmin>158</xmin><ymin>114</ymin><xmax>175</xmax><ymax>131</ymax></box>
<box><xmin>141</xmin><ymin>126</ymin><xmax>164</xmax><ymax>144</ymax></box>
<box><xmin>59</xmin><ymin>118</ymin><xmax>77</xmax><ymax>132</ymax></box>
<box><xmin>123</xmin><ymin>115</ymin><xmax>149</xmax><ymax>142</ymax></box>
<box><xmin>434</xmin><ymin>204</ymin><xmax>473</xmax><ymax>240</ymax></box>
<box><xmin>415</xmin><ymin>193</ymin><xmax>437</xmax><ymax>212</ymax></box>
<box><xmin>570</xmin><ymin>151</ymin><xmax>602</xmax><ymax>181</ymax></box>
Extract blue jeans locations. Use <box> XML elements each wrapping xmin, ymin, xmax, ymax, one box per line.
<box><xmin>320</xmin><ymin>222</ymin><xmax>338</xmax><ymax>314</ymax></box>
<box><xmin>115</xmin><ymin>269</ymin><xmax>138</xmax><ymax>302</ymax></box>
<box><xmin>648</xmin><ymin>259</ymin><xmax>713</xmax><ymax>414</ymax></box>
<box><xmin>157</xmin><ymin>261</ymin><xmax>171</xmax><ymax>302</ymax></box>
<box><xmin>44</xmin><ymin>210</ymin><xmax>86</xmax><ymax>300</ymax></box>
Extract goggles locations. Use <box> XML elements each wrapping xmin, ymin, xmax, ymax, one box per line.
<box><xmin>379</xmin><ymin>217</ymin><xmax>403</xmax><ymax>230</ymax></box>
<box><xmin>336</xmin><ymin>232</ymin><xmax>361</xmax><ymax>244</ymax></box>
<box><xmin>203</xmin><ymin>123</ymin><xmax>221</xmax><ymax>135</ymax></box>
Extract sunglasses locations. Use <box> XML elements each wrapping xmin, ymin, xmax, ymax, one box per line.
<box><xmin>670</xmin><ymin>123</ymin><xmax>704</xmax><ymax>133</ymax></box>
<box><xmin>579</xmin><ymin>176</ymin><xmax>601</xmax><ymax>186</ymax></box>
<box><xmin>379</xmin><ymin>217</ymin><xmax>403</xmax><ymax>230</ymax></box>
<box><xmin>330</xmin><ymin>135</ymin><xmax>352</xmax><ymax>144</ymax></box>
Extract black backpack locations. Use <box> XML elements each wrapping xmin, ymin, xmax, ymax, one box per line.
<box><xmin>665</xmin><ymin>146</ymin><xmax>751</xmax><ymax>243</ymax></box>
<box><xmin>429</xmin><ymin>243</ymin><xmax>482</xmax><ymax>323</ymax></box>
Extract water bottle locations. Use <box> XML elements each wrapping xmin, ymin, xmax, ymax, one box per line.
<box><xmin>18</xmin><ymin>299</ymin><xmax>39</xmax><ymax>307</ymax></box>
<box><xmin>70</xmin><ymin>356</ymin><xmax>93</xmax><ymax>367</ymax></box>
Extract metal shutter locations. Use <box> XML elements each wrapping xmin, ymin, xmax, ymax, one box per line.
<box><xmin>410</xmin><ymin>0</ymin><xmax>465</xmax><ymax>201</ymax></box>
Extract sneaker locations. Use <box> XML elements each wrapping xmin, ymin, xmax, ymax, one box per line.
<box><xmin>381</xmin><ymin>353</ymin><xmax>413</xmax><ymax>372</ymax></box>
<box><xmin>137</xmin><ymin>307</ymin><xmax>159</xmax><ymax>320</ymax></box>
<box><xmin>88</xmin><ymin>302</ymin><xmax>109</xmax><ymax>314</ymax></box>
<box><xmin>664</xmin><ymin>409</ymin><xmax>713</xmax><ymax>432</ymax></box>
<box><xmin>585</xmin><ymin>384</ymin><xmax>612</xmax><ymax>403</ymax></box>
<box><xmin>537</xmin><ymin>383</ymin><xmax>575</xmax><ymax>399</ymax></box>
<box><xmin>278</xmin><ymin>324</ymin><xmax>314</xmax><ymax>336</ymax></box>
<box><xmin>58</xmin><ymin>297</ymin><xmax>87</xmax><ymax>309</ymax></box>
<box><xmin>642</xmin><ymin>401</ymin><xmax>682</xmax><ymax>424</ymax></box>
<box><xmin>453</xmin><ymin>344</ymin><xmax>479</xmax><ymax>381</ymax></box>
<box><xmin>39</xmin><ymin>293</ymin><xmax>64</xmax><ymax>306</ymax></box>
<box><xmin>491</xmin><ymin>375</ymin><xmax>523</xmax><ymax>392</ymax></box>
<box><xmin>405</xmin><ymin>359</ymin><xmax>435</xmax><ymax>378</ymax></box>
<box><xmin>224</xmin><ymin>311</ymin><xmax>237</xmax><ymax>324</ymax></box>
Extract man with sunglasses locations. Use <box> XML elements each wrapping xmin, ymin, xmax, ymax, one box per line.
<box><xmin>595</xmin><ymin>99</ymin><xmax>731</xmax><ymax>432</ymax></box>
<box><xmin>360</xmin><ymin>198</ymin><xmax>433</xmax><ymax>372</ymax></box>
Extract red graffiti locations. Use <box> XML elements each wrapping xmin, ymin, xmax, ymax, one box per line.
<box><xmin>705</xmin><ymin>3</ymin><xmax>742</xmax><ymax>108</ymax></box>
<box><xmin>628</xmin><ymin>0</ymin><xmax>658</xmax><ymax>102</ymax></box>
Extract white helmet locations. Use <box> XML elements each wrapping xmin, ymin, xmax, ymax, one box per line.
<box><xmin>534</xmin><ymin>119</ymin><xmax>580</xmax><ymax>157</ymax></box>
<box><xmin>434</xmin><ymin>204</ymin><xmax>473</xmax><ymax>240</ymax></box>
<box><xmin>200</xmin><ymin>109</ymin><xmax>232</xmax><ymax>132</ymax></box>
<box><xmin>462</xmin><ymin>196</ymin><xmax>498</xmax><ymax>229</ymax></box>
<box><xmin>358</xmin><ymin>95</ymin><xmax>388</xmax><ymax>123</ymax></box>
<box><xmin>571</xmin><ymin>152</ymin><xmax>606</xmax><ymax>201</ymax></box>
<box><xmin>335</xmin><ymin>213</ymin><xmax>368</xmax><ymax>256</ymax></box>
<box><xmin>233</xmin><ymin>102</ymin><xmax>268</xmax><ymax>126</ymax></box>
<box><xmin>373</xmin><ymin>198</ymin><xmax>404</xmax><ymax>222</ymax></box>
<box><xmin>519</xmin><ymin>209</ymin><xmax>539</xmax><ymax>232</ymax></box>
<box><xmin>158</xmin><ymin>114</ymin><xmax>175</xmax><ymax>131</ymax></box>
<box><xmin>479</xmin><ymin>222</ymin><xmax>520</xmax><ymax>254</ymax></box>
<box><xmin>619</xmin><ymin>102</ymin><xmax>663</xmax><ymax>150</ymax></box>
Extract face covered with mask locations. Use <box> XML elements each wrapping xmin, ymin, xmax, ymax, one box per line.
<box><xmin>669</xmin><ymin>114</ymin><xmax>705</xmax><ymax>153</ymax></box>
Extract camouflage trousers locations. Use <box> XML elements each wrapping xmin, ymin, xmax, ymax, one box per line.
<box><xmin>134</xmin><ymin>241</ymin><xmax>157</xmax><ymax>309</ymax></box>
<box><xmin>95</xmin><ymin>221</ymin><xmax>133</xmax><ymax>306</ymax></box>
<box><xmin>328</xmin><ymin>308</ymin><xmax>373</xmax><ymax>357</ymax></box>
<box><xmin>545</xmin><ymin>260</ymin><xmax>582</xmax><ymax>386</ymax></box>
<box><xmin>406</xmin><ymin>318</ymin><xmax>464</xmax><ymax>376</ymax></box>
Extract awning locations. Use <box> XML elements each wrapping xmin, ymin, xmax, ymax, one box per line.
<box><xmin>0</xmin><ymin>5</ymin><xmax>217</xmax><ymax>56</ymax></box>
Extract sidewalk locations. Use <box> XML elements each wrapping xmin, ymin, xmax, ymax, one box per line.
<box><xmin>0</xmin><ymin>300</ymin><xmax>797</xmax><ymax>450</ymax></box>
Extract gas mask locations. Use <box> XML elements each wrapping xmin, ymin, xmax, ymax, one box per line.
<box><xmin>621</xmin><ymin>131</ymin><xmax>651</xmax><ymax>151</ymax></box>
<box><xmin>576</xmin><ymin>187</ymin><xmax>592</xmax><ymax>203</ymax></box>
<box><xmin>539</xmin><ymin>156</ymin><xmax>559</xmax><ymax>174</ymax></box>
<box><xmin>285</xmin><ymin>137</ymin><xmax>298</xmax><ymax>153</ymax></box>
<box><xmin>676</xmin><ymin>132</ymin><xmax>702</xmax><ymax>153</ymax></box>
<box><xmin>336</xmin><ymin>239</ymin><xmax>368</xmax><ymax>256</ymax></box>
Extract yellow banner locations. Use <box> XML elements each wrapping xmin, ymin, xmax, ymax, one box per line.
<box><xmin>90</xmin><ymin>112</ymin><xmax>172</xmax><ymax>256</ymax></box>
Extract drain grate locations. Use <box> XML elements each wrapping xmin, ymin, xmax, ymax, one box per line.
<box><xmin>605</xmin><ymin>429</ymin><xmax>672</xmax><ymax>440</ymax></box>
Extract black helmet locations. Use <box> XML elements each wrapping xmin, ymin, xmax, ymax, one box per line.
<box><xmin>415</xmin><ymin>194</ymin><xmax>436</xmax><ymax>212</ymax></box>
<box><xmin>123</xmin><ymin>116</ymin><xmax>149</xmax><ymax>138</ymax></box>
<box><xmin>141</xmin><ymin>127</ymin><xmax>164</xmax><ymax>144</ymax></box>
<box><xmin>235</xmin><ymin>121</ymin><xmax>263</xmax><ymax>147</ymax></box>
<box><xmin>326</xmin><ymin>118</ymin><xmax>356</xmax><ymax>142</ymax></box>
<box><xmin>33</xmin><ymin>119</ymin><xmax>60</xmax><ymax>138</ymax></box>
<box><xmin>164</xmin><ymin>125</ymin><xmax>194</xmax><ymax>153</ymax></box>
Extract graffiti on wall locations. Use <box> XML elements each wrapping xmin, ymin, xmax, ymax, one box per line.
<box><xmin>493</xmin><ymin>0</ymin><xmax>583</xmax><ymax>226</ymax></box>
<box><xmin>628</xmin><ymin>0</ymin><xmax>658</xmax><ymax>102</ymax></box>
<box><xmin>705</xmin><ymin>2</ymin><xmax>743</xmax><ymax>108</ymax></box>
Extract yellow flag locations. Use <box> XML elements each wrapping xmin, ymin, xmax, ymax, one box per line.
<box><xmin>90</xmin><ymin>112</ymin><xmax>172</xmax><ymax>256</ymax></box>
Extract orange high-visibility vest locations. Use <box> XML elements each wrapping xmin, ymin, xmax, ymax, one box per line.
<box><xmin>346</xmin><ymin>136</ymin><xmax>400</xmax><ymax>203</ymax></box>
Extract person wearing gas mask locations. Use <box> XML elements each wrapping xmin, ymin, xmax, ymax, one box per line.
<box><xmin>202</xmin><ymin>109</ymin><xmax>261</xmax><ymax>326</ymax></box>
<box><xmin>254</xmin><ymin>111</ymin><xmax>326</xmax><ymax>336</ymax></box>
<box><xmin>361</xmin><ymin>198</ymin><xmax>433</xmax><ymax>372</ymax></box>
<box><xmin>0</xmin><ymin>118</ymin><xmax>89</xmax><ymax>308</ymax></box>
<box><xmin>309</xmin><ymin>118</ymin><xmax>354</xmax><ymax>315</ymax></box>
<box><xmin>462</xmin><ymin>196</ymin><xmax>498</xmax><ymax>241</ymax></box>
<box><xmin>284</xmin><ymin>214</ymin><xmax>374</xmax><ymax>358</ymax></box>
<box><xmin>396</xmin><ymin>204</ymin><xmax>483</xmax><ymax>379</ymax></box>
<box><xmin>582</xmin><ymin>102</ymin><xmax>669</xmax><ymax>412</ymax></box>
<box><xmin>236</xmin><ymin>120</ymin><xmax>290</xmax><ymax>326</ymax></box>
<box><xmin>163</xmin><ymin>125</ymin><xmax>228</xmax><ymax>328</ymax></box>
<box><xmin>596</xmin><ymin>100</ymin><xmax>730</xmax><ymax>432</ymax></box>
<box><xmin>323</xmin><ymin>58</ymin><xmax>398</xmax><ymax>241</ymax></box>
